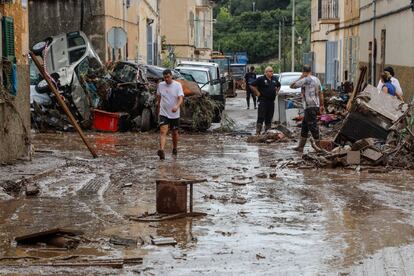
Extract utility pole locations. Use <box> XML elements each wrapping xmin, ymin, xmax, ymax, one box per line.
<box><xmin>372</xmin><ymin>0</ymin><xmax>377</xmax><ymax>84</ymax></box>
<box><xmin>279</xmin><ymin>21</ymin><xmax>282</xmax><ymax>73</ymax></box>
<box><xmin>291</xmin><ymin>0</ymin><xmax>295</xmax><ymax>72</ymax></box>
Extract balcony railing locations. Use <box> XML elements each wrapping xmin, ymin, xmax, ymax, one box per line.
<box><xmin>318</xmin><ymin>0</ymin><xmax>339</xmax><ymax>20</ymax></box>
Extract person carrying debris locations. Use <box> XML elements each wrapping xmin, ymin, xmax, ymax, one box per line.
<box><xmin>377</xmin><ymin>66</ymin><xmax>404</xmax><ymax>100</ymax></box>
<box><xmin>379</xmin><ymin>71</ymin><xmax>404</xmax><ymax>101</ymax></box>
<box><xmin>250</xmin><ymin>66</ymin><xmax>281</xmax><ymax>135</ymax></box>
<box><xmin>290</xmin><ymin>65</ymin><xmax>324</xmax><ymax>153</ymax></box>
<box><xmin>156</xmin><ymin>69</ymin><xmax>184</xmax><ymax>160</ymax></box>
<box><xmin>244</xmin><ymin>66</ymin><xmax>257</xmax><ymax>109</ymax></box>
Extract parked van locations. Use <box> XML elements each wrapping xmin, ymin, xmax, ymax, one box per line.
<box><xmin>175</xmin><ymin>66</ymin><xmax>224</xmax><ymax>122</ymax></box>
<box><xmin>176</xmin><ymin>61</ymin><xmax>226</xmax><ymax>106</ymax></box>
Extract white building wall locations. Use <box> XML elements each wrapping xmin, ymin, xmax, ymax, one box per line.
<box><xmin>359</xmin><ymin>0</ymin><xmax>414</xmax><ymax>67</ymax></box>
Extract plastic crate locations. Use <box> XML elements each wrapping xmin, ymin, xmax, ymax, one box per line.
<box><xmin>92</xmin><ymin>109</ymin><xmax>129</xmax><ymax>132</ymax></box>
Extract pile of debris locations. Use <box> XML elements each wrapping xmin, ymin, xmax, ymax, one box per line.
<box><xmin>247</xmin><ymin>124</ymin><xmax>295</xmax><ymax>144</ymax></box>
<box><xmin>30</xmin><ymin>32</ymin><xmax>221</xmax><ymax>133</ymax></box>
<box><xmin>300</xmin><ymin>85</ymin><xmax>414</xmax><ymax>169</ymax></box>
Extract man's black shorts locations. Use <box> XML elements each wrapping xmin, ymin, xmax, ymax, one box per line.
<box><xmin>159</xmin><ymin>115</ymin><xmax>180</xmax><ymax>130</ymax></box>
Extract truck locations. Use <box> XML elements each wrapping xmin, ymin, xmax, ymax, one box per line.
<box><xmin>224</xmin><ymin>51</ymin><xmax>248</xmax><ymax>65</ymax></box>
<box><xmin>209</xmin><ymin>52</ymin><xmax>233</xmax><ymax>98</ymax></box>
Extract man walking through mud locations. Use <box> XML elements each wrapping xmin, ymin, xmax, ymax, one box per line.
<box><xmin>156</xmin><ymin>69</ymin><xmax>184</xmax><ymax>160</ymax></box>
<box><xmin>250</xmin><ymin>66</ymin><xmax>281</xmax><ymax>135</ymax></box>
<box><xmin>290</xmin><ymin>65</ymin><xmax>324</xmax><ymax>153</ymax></box>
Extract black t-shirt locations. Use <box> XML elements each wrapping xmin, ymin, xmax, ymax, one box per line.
<box><xmin>244</xmin><ymin>72</ymin><xmax>257</xmax><ymax>85</ymax></box>
<box><xmin>251</xmin><ymin>75</ymin><xmax>281</xmax><ymax>102</ymax></box>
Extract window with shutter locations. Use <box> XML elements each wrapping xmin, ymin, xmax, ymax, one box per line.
<box><xmin>2</xmin><ymin>16</ymin><xmax>16</xmax><ymax>95</ymax></box>
<box><xmin>2</xmin><ymin>16</ymin><xmax>15</xmax><ymax>61</ymax></box>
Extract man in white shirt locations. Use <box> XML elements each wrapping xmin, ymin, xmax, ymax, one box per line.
<box><xmin>156</xmin><ymin>69</ymin><xmax>184</xmax><ymax>160</ymax></box>
<box><xmin>377</xmin><ymin>66</ymin><xmax>403</xmax><ymax>99</ymax></box>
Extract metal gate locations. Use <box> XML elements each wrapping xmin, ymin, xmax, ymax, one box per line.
<box><xmin>325</xmin><ymin>41</ymin><xmax>338</xmax><ymax>89</ymax></box>
<box><xmin>147</xmin><ymin>24</ymin><xmax>153</xmax><ymax>65</ymax></box>
<box><xmin>303</xmin><ymin>52</ymin><xmax>315</xmax><ymax>73</ymax></box>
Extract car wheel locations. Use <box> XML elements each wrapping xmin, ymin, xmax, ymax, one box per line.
<box><xmin>141</xmin><ymin>108</ymin><xmax>152</xmax><ymax>132</ymax></box>
<box><xmin>31</xmin><ymin>38</ymin><xmax>52</xmax><ymax>56</ymax></box>
<box><xmin>35</xmin><ymin>79</ymin><xmax>51</xmax><ymax>94</ymax></box>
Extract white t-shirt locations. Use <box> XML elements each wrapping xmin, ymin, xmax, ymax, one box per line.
<box><xmin>377</xmin><ymin>77</ymin><xmax>403</xmax><ymax>96</ymax></box>
<box><xmin>157</xmin><ymin>80</ymin><xmax>184</xmax><ymax>119</ymax></box>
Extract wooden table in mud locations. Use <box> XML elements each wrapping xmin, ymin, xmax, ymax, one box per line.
<box><xmin>127</xmin><ymin>179</ymin><xmax>208</xmax><ymax>222</ymax></box>
<box><xmin>156</xmin><ymin>179</ymin><xmax>207</xmax><ymax>214</ymax></box>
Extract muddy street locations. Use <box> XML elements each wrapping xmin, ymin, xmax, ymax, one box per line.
<box><xmin>1</xmin><ymin>91</ymin><xmax>414</xmax><ymax>275</ymax></box>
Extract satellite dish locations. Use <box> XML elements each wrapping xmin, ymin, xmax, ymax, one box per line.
<box><xmin>107</xmin><ymin>27</ymin><xmax>127</xmax><ymax>49</ymax></box>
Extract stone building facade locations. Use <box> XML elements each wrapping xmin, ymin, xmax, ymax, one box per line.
<box><xmin>0</xmin><ymin>0</ymin><xmax>31</xmax><ymax>163</ymax></box>
<box><xmin>29</xmin><ymin>0</ymin><xmax>161</xmax><ymax>64</ymax></box>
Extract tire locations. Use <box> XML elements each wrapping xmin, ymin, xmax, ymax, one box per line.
<box><xmin>196</xmin><ymin>120</ymin><xmax>211</xmax><ymax>132</ymax></box>
<box><xmin>31</xmin><ymin>38</ymin><xmax>52</xmax><ymax>56</ymax></box>
<box><xmin>35</xmin><ymin>79</ymin><xmax>51</xmax><ymax>94</ymax></box>
<box><xmin>141</xmin><ymin>108</ymin><xmax>152</xmax><ymax>132</ymax></box>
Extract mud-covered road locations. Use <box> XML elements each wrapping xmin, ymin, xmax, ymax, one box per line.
<box><xmin>1</xmin><ymin>92</ymin><xmax>414</xmax><ymax>275</ymax></box>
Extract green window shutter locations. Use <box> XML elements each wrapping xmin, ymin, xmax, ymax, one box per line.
<box><xmin>2</xmin><ymin>16</ymin><xmax>15</xmax><ymax>61</ymax></box>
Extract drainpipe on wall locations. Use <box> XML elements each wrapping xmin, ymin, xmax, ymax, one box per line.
<box><xmin>80</xmin><ymin>0</ymin><xmax>85</xmax><ymax>31</ymax></box>
<box><xmin>372</xmin><ymin>0</ymin><xmax>376</xmax><ymax>85</ymax></box>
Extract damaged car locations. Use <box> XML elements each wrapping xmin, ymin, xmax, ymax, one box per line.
<box><xmin>31</xmin><ymin>31</ymin><xmax>105</xmax><ymax>129</ymax></box>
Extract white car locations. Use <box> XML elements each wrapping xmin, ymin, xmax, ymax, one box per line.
<box><xmin>278</xmin><ymin>72</ymin><xmax>302</xmax><ymax>95</ymax></box>
<box><xmin>176</xmin><ymin>61</ymin><xmax>220</xmax><ymax>81</ymax></box>
<box><xmin>275</xmin><ymin>72</ymin><xmax>302</xmax><ymax>124</ymax></box>
<box><xmin>175</xmin><ymin>66</ymin><xmax>221</xmax><ymax>97</ymax></box>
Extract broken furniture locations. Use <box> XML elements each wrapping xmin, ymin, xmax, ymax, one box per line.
<box><xmin>151</xmin><ymin>236</ymin><xmax>177</xmax><ymax>246</ymax></box>
<box><xmin>0</xmin><ymin>257</ymin><xmax>142</xmax><ymax>269</ymax></box>
<box><xmin>335</xmin><ymin>85</ymin><xmax>408</xmax><ymax>145</ymax></box>
<box><xmin>128</xmin><ymin>179</ymin><xmax>207</xmax><ymax>222</ymax></box>
<box><xmin>15</xmin><ymin>228</ymin><xmax>84</xmax><ymax>249</ymax></box>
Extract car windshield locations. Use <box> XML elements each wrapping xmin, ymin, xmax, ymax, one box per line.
<box><xmin>179</xmin><ymin>72</ymin><xmax>197</xmax><ymax>83</ymax></box>
<box><xmin>179</xmin><ymin>63</ymin><xmax>217</xmax><ymax>79</ymax></box>
<box><xmin>113</xmin><ymin>63</ymin><xmax>138</xmax><ymax>83</ymax></box>
<box><xmin>178</xmin><ymin>69</ymin><xmax>208</xmax><ymax>84</ymax></box>
<box><xmin>280</xmin><ymin>75</ymin><xmax>301</xmax><ymax>86</ymax></box>
<box><xmin>230</xmin><ymin>66</ymin><xmax>245</xmax><ymax>75</ymax></box>
<box><xmin>210</xmin><ymin>59</ymin><xmax>228</xmax><ymax>73</ymax></box>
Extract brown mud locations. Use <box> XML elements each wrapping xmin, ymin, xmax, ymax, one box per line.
<box><xmin>0</xmin><ymin>92</ymin><xmax>413</xmax><ymax>275</ymax></box>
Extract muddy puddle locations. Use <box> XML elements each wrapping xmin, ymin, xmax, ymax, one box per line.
<box><xmin>0</xmin><ymin>94</ymin><xmax>414</xmax><ymax>275</ymax></box>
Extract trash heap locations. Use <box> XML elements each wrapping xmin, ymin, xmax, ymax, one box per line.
<box><xmin>31</xmin><ymin>61</ymin><xmax>220</xmax><ymax>132</ymax></box>
<box><xmin>299</xmin><ymin>85</ymin><xmax>414</xmax><ymax>169</ymax></box>
<box><xmin>247</xmin><ymin>124</ymin><xmax>295</xmax><ymax>144</ymax></box>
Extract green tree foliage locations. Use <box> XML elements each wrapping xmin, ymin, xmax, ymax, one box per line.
<box><xmin>214</xmin><ymin>0</ymin><xmax>311</xmax><ymax>69</ymax></box>
<box><xmin>214</xmin><ymin>0</ymin><xmax>290</xmax><ymax>16</ymax></box>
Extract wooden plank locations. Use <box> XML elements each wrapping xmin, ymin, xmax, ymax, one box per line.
<box><xmin>15</xmin><ymin>228</ymin><xmax>83</xmax><ymax>243</ymax></box>
<box><xmin>346</xmin><ymin>66</ymin><xmax>367</xmax><ymax>111</ymax></box>
<box><xmin>29</xmin><ymin>52</ymin><xmax>98</xmax><ymax>158</ymax></box>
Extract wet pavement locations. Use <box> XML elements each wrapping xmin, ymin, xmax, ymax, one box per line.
<box><xmin>0</xmin><ymin>91</ymin><xmax>414</xmax><ymax>275</ymax></box>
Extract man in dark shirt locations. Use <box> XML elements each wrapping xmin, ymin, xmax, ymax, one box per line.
<box><xmin>244</xmin><ymin>66</ymin><xmax>257</xmax><ymax>109</ymax></box>
<box><xmin>250</xmin><ymin>66</ymin><xmax>281</xmax><ymax>135</ymax></box>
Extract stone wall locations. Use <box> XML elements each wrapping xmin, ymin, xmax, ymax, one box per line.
<box><xmin>28</xmin><ymin>0</ymin><xmax>106</xmax><ymax>61</ymax></box>
<box><xmin>0</xmin><ymin>1</ymin><xmax>31</xmax><ymax>164</ymax></box>
<box><xmin>0</xmin><ymin>65</ymin><xmax>30</xmax><ymax>164</ymax></box>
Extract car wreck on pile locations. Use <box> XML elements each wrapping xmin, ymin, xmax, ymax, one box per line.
<box><xmin>30</xmin><ymin>31</ymin><xmax>104</xmax><ymax>131</ymax></box>
<box><xmin>30</xmin><ymin>31</ymin><xmax>221</xmax><ymax>133</ymax></box>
